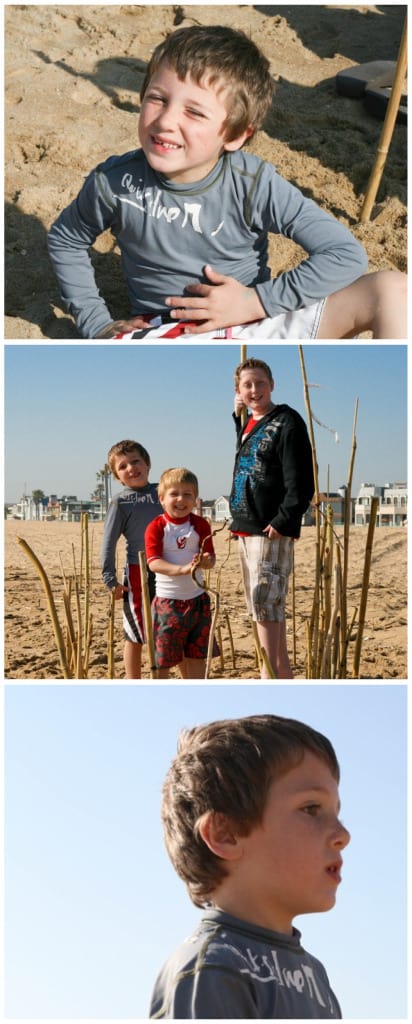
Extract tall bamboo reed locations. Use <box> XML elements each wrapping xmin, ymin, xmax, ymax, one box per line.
<box><xmin>352</xmin><ymin>496</ymin><xmax>379</xmax><ymax>677</ymax></box>
<box><xmin>138</xmin><ymin>550</ymin><xmax>157</xmax><ymax>678</ymax></box>
<box><xmin>298</xmin><ymin>346</ymin><xmax>321</xmax><ymax>677</ymax></box>
<box><xmin>339</xmin><ymin>399</ymin><xmax>358</xmax><ymax>676</ymax></box>
<box><xmin>16</xmin><ymin>536</ymin><xmax>72</xmax><ymax>678</ymax></box>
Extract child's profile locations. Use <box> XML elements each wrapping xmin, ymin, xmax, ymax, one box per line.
<box><xmin>149</xmin><ymin>713</ymin><xmax>350</xmax><ymax>1018</ymax></box>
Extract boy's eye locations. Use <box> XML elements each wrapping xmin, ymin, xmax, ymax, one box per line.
<box><xmin>302</xmin><ymin>804</ymin><xmax>321</xmax><ymax>815</ymax></box>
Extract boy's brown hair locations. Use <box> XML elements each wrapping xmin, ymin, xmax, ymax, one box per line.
<box><xmin>158</xmin><ymin>467</ymin><xmax>199</xmax><ymax>499</ymax></box>
<box><xmin>140</xmin><ymin>25</ymin><xmax>274</xmax><ymax>142</ymax></box>
<box><xmin>108</xmin><ymin>439</ymin><xmax>151</xmax><ymax>479</ymax></box>
<box><xmin>162</xmin><ymin>714</ymin><xmax>340</xmax><ymax>907</ymax></box>
<box><xmin>234</xmin><ymin>357</ymin><xmax>274</xmax><ymax>389</ymax></box>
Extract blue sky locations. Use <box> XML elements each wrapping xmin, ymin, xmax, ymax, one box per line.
<box><xmin>4</xmin><ymin>682</ymin><xmax>407</xmax><ymax>1020</ymax></box>
<box><xmin>4</xmin><ymin>343</ymin><xmax>407</xmax><ymax>503</ymax></box>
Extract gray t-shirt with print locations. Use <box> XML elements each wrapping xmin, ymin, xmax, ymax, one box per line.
<box><xmin>48</xmin><ymin>148</ymin><xmax>367</xmax><ymax>338</ymax></box>
<box><xmin>149</xmin><ymin>909</ymin><xmax>342</xmax><ymax>1019</ymax></box>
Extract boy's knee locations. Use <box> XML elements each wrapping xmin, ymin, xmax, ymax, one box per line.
<box><xmin>371</xmin><ymin>268</ymin><xmax>407</xmax><ymax>302</ymax></box>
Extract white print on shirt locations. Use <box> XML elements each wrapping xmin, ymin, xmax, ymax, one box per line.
<box><xmin>116</xmin><ymin>175</ymin><xmax>224</xmax><ymax>236</ymax></box>
<box><xmin>122</xmin><ymin>492</ymin><xmax>157</xmax><ymax>504</ymax></box>
<box><xmin>237</xmin><ymin>946</ymin><xmax>328</xmax><ymax>1010</ymax></box>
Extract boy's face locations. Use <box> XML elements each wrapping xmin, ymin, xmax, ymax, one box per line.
<box><xmin>113</xmin><ymin>451</ymin><xmax>150</xmax><ymax>489</ymax></box>
<box><xmin>160</xmin><ymin>483</ymin><xmax>197</xmax><ymax>519</ymax></box>
<box><xmin>139</xmin><ymin>61</ymin><xmax>250</xmax><ymax>184</ymax></box>
<box><xmin>236</xmin><ymin>367</ymin><xmax>274</xmax><ymax>417</ymax></box>
<box><xmin>227</xmin><ymin>751</ymin><xmax>350</xmax><ymax>934</ymax></box>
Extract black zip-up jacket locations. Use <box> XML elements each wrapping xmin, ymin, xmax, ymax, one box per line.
<box><xmin>229</xmin><ymin>404</ymin><xmax>314</xmax><ymax>538</ymax></box>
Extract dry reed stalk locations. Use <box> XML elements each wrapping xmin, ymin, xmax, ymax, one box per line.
<box><xmin>240</xmin><ymin>344</ymin><xmax>247</xmax><ymax>427</ymax></box>
<box><xmin>107</xmin><ymin>592</ymin><xmax>115</xmax><ymax>679</ymax></box>
<box><xmin>223</xmin><ymin>611</ymin><xmax>236</xmax><ymax>669</ymax></box>
<box><xmin>16</xmin><ymin>536</ymin><xmax>72</xmax><ymax>678</ymax></box>
<box><xmin>340</xmin><ymin>399</ymin><xmax>358</xmax><ymax>675</ymax></box>
<box><xmin>81</xmin><ymin>513</ymin><xmax>91</xmax><ymax>654</ymax></box>
<box><xmin>321</xmin><ymin>557</ymin><xmax>340</xmax><ymax>678</ymax></box>
<box><xmin>360</xmin><ymin>17</ymin><xmax>407</xmax><ymax>221</ymax></box>
<box><xmin>323</xmin><ymin>504</ymin><xmax>334</xmax><ymax>637</ymax></box>
<box><xmin>352</xmin><ymin>496</ymin><xmax>379</xmax><ymax>677</ymax></box>
<box><xmin>291</xmin><ymin>558</ymin><xmax>297</xmax><ymax>665</ymax></box>
<box><xmin>298</xmin><ymin>346</ymin><xmax>321</xmax><ymax>677</ymax></box>
<box><xmin>138</xmin><ymin>550</ymin><xmax>157</xmax><ymax>678</ymax></box>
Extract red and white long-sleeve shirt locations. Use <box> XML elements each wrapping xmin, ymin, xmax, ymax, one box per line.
<box><xmin>145</xmin><ymin>512</ymin><xmax>215</xmax><ymax>599</ymax></box>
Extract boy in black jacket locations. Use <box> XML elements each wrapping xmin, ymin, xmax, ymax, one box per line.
<box><xmin>229</xmin><ymin>357</ymin><xmax>314</xmax><ymax>678</ymax></box>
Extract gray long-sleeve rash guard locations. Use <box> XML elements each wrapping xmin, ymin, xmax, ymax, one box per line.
<box><xmin>48</xmin><ymin>148</ymin><xmax>368</xmax><ymax>338</ymax></box>
<box><xmin>101</xmin><ymin>483</ymin><xmax>161</xmax><ymax>590</ymax></box>
<box><xmin>149</xmin><ymin>910</ymin><xmax>342</xmax><ymax>1019</ymax></box>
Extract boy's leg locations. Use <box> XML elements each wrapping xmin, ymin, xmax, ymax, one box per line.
<box><xmin>255</xmin><ymin>620</ymin><xmax>293</xmax><ymax>679</ymax></box>
<box><xmin>178</xmin><ymin>657</ymin><xmax>206</xmax><ymax>679</ymax></box>
<box><xmin>124</xmin><ymin>639</ymin><xmax>142</xmax><ymax>680</ymax></box>
<box><xmin>238</xmin><ymin>535</ymin><xmax>294</xmax><ymax>679</ymax></box>
<box><xmin>317</xmin><ymin>270</ymin><xmax>407</xmax><ymax>339</ymax></box>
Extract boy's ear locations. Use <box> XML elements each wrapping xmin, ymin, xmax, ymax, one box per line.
<box><xmin>223</xmin><ymin>125</ymin><xmax>254</xmax><ymax>153</ymax></box>
<box><xmin>197</xmin><ymin>811</ymin><xmax>244</xmax><ymax>861</ymax></box>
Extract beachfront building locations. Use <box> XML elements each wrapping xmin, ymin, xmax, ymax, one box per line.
<box><xmin>354</xmin><ymin>482</ymin><xmax>407</xmax><ymax>526</ymax></box>
<box><xmin>6</xmin><ymin>494</ymin><xmax>103</xmax><ymax>521</ymax></box>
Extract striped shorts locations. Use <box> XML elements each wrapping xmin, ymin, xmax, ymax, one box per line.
<box><xmin>112</xmin><ymin>300</ymin><xmax>325</xmax><ymax>341</ymax></box>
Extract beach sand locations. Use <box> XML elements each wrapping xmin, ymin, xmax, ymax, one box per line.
<box><xmin>5</xmin><ymin>3</ymin><xmax>406</xmax><ymax>338</ymax></box>
<box><xmin>5</xmin><ymin>519</ymin><xmax>407</xmax><ymax>680</ymax></box>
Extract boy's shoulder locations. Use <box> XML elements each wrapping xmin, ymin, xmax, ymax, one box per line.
<box><xmin>151</xmin><ymin>911</ymin><xmax>341</xmax><ymax>1018</ymax></box>
<box><xmin>95</xmin><ymin>147</ymin><xmax>146</xmax><ymax>176</ymax></box>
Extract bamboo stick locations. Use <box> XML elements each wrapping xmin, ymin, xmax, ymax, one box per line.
<box><xmin>138</xmin><ymin>550</ymin><xmax>157</xmax><ymax>678</ymax></box>
<box><xmin>340</xmin><ymin>399</ymin><xmax>358</xmax><ymax>675</ymax></box>
<box><xmin>82</xmin><ymin>513</ymin><xmax>90</xmax><ymax>660</ymax></box>
<box><xmin>16</xmin><ymin>536</ymin><xmax>72</xmax><ymax>679</ymax></box>
<box><xmin>107</xmin><ymin>591</ymin><xmax>115</xmax><ymax>679</ymax></box>
<box><xmin>360</xmin><ymin>17</ymin><xmax>407</xmax><ymax>222</ymax></box>
<box><xmin>298</xmin><ymin>346</ymin><xmax>321</xmax><ymax>677</ymax></box>
<box><xmin>352</xmin><ymin>496</ymin><xmax>379</xmax><ymax>677</ymax></box>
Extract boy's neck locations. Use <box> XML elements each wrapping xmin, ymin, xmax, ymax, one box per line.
<box><xmin>207</xmin><ymin>895</ymin><xmax>293</xmax><ymax>937</ymax></box>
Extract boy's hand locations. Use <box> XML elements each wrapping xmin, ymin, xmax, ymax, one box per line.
<box><xmin>193</xmin><ymin>552</ymin><xmax>215</xmax><ymax>570</ymax></box>
<box><xmin>263</xmin><ymin>525</ymin><xmax>285</xmax><ymax>540</ymax></box>
<box><xmin>234</xmin><ymin>393</ymin><xmax>246</xmax><ymax>417</ymax></box>
<box><xmin>96</xmin><ymin>317</ymin><xmax>151</xmax><ymax>339</ymax></box>
<box><xmin>111</xmin><ymin>584</ymin><xmax>128</xmax><ymax>599</ymax></box>
<box><xmin>165</xmin><ymin>265</ymin><xmax>266</xmax><ymax>334</ymax></box>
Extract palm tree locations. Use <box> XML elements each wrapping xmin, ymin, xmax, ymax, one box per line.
<box><xmin>32</xmin><ymin>489</ymin><xmax>46</xmax><ymax>520</ymax></box>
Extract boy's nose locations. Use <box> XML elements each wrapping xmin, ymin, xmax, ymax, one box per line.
<box><xmin>334</xmin><ymin>821</ymin><xmax>351</xmax><ymax>848</ymax></box>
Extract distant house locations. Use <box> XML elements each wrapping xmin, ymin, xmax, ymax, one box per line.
<box><xmin>305</xmin><ymin>490</ymin><xmax>346</xmax><ymax>526</ymax></box>
<box><xmin>213</xmin><ymin>496</ymin><xmax>231</xmax><ymax>521</ymax></box>
<box><xmin>355</xmin><ymin>482</ymin><xmax>407</xmax><ymax>526</ymax></box>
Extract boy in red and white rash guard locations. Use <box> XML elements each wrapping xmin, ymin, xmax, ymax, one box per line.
<box><xmin>145</xmin><ymin>467</ymin><xmax>216</xmax><ymax>678</ymax></box>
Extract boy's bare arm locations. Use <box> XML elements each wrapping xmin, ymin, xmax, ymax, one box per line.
<box><xmin>148</xmin><ymin>557</ymin><xmax>195</xmax><ymax>576</ymax></box>
<box><xmin>165</xmin><ymin>265</ymin><xmax>266</xmax><ymax>334</ymax></box>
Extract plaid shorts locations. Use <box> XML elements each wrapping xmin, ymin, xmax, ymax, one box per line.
<box><xmin>238</xmin><ymin>535</ymin><xmax>294</xmax><ymax>623</ymax></box>
<box><xmin>152</xmin><ymin>592</ymin><xmax>211</xmax><ymax>668</ymax></box>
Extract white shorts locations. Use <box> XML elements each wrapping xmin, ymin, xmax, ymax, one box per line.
<box><xmin>112</xmin><ymin>300</ymin><xmax>325</xmax><ymax>341</ymax></box>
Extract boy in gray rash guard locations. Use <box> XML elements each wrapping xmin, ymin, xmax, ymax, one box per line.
<box><xmin>149</xmin><ymin>714</ymin><xmax>350</xmax><ymax>1019</ymax></box>
<box><xmin>48</xmin><ymin>25</ymin><xmax>406</xmax><ymax>340</ymax></box>
<box><xmin>101</xmin><ymin>439</ymin><xmax>161</xmax><ymax>678</ymax></box>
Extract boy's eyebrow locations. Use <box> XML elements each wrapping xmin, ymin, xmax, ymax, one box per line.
<box><xmin>295</xmin><ymin>785</ymin><xmax>341</xmax><ymax>812</ymax></box>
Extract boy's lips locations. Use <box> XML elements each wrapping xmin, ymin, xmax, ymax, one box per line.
<box><xmin>151</xmin><ymin>135</ymin><xmax>181</xmax><ymax>150</ymax></box>
<box><xmin>326</xmin><ymin>858</ymin><xmax>342</xmax><ymax>883</ymax></box>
